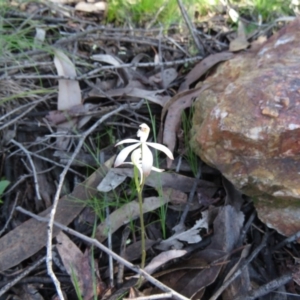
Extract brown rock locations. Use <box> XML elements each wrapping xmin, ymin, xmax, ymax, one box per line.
<box><xmin>191</xmin><ymin>18</ymin><xmax>300</xmax><ymax>237</ymax></box>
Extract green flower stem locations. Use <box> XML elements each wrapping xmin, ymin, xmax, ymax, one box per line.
<box><xmin>137</xmin><ymin>179</ymin><xmax>146</xmax><ymax>270</ymax></box>
<box><xmin>133</xmin><ymin>166</ymin><xmax>146</xmax><ymax>287</ymax></box>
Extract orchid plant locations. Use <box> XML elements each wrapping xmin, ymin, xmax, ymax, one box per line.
<box><xmin>114</xmin><ymin>123</ymin><xmax>173</xmax><ymax>269</ymax></box>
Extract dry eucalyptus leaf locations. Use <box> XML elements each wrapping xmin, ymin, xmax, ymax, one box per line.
<box><xmin>75</xmin><ymin>1</ymin><xmax>106</xmax><ymax>12</ymax></box>
<box><xmin>97</xmin><ymin>169</ymin><xmax>127</xmax><ymax>192</ymax></box>
<box><xmin>229</xmin><ymin>21</ymin><xmax>249</xmax><ymax>52</ymax></box>
<box><xmin>91</xmin><ymin>54</ymin><xmax>122</xmax><ymax>66</ymax></box>
<box><xmin>144</xmin><ymin>250</ymin><xmax>187</xmax><ymax>275</ymax></box>
<box><xmin>56</xmin><ymin>232</ymin><xmax>97</xmax><ymax>300</ymax></box>
<box><xmin>34</xmin><ymin>28</ymin><xmax>46</xmax><ymax>46</ymax></box>
<box><xmin>113</xmin><ymin>168</ymin><xmax>217</xmax><ymax>193</ymax></box>
<box><xmin>53</xmin><ymin>49</ymin><xmax>81</xmax><ymax>111</ymax></box>
<box><xmin>149</xmin><ymin>68</ymin><xmax>177</xmax><ymax>88</ymax></box>
<box><xmin>96</xmin><ymin>195</ymin><xmax>171</xmax><ymax>242</ymax></box>
<box><xmin>156</xmin><ymin>214</ymin><xmax>209</xmax><ymax>250</ymax></box>
<box><xmin>161</xmin><ymin>84</ymin><xmax>213</xmax><ymax>165</ymax></box>
<box><xmin>179</xmin><ymin>52</ymin><xmax>233</xmax><ymax>91</ymax></box>
<box><xmin>89</xmin><ymin>87</ymin><xmax>169</xmax><ymax>106</ymax></box>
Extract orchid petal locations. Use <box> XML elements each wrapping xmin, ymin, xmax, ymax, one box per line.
<box><xmin>151</xmin><ymin>166</ymin><xmax>165</xmax><ymax>172</ymax></box>
<box><xmin>131</xmin><ymin>148</ymin><xmax>143</xmax><ymax>185</ymax></box>
<box><xmin>115</xmin><ymin>139</ymin><xmax>140</xmax><ymax>146</ymax></box>
<box><xmin>141</xmin><ymin>143</ymin><xmax>153</xmax><ymax>177</ymax></box>
<box><xmin>146</xmin><ymin>142</ymin><xmax>174</xmax><ymax>160</ymax></box>
<box><xmin>114</xmin><ymin>143</ymin><xmax>140</xmax><ymax>167</ymax></box>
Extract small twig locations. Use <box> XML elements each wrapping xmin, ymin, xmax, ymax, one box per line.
<box><xmin>46</xmin><ymin>102</ymin><xmax>142</xmax><ymax>299</ymax></box>
<box><xmin>53</xmin><ymin>24</ymin><xmax>183</xmax><ymax>47</ymax></box>
<box><xmin>0</xmin><ymin>192</ymin><xmax>19</xmax><ymax>236</ymax></box>
<box><xmin>173</xmin><ymin>163</ymin><xmax>201</xmax><ymax>232</ymax></box>
<box><xmin>274</xmin><ymin>230</ymin><xmax>300</xmax><ymax>251</ymax></box>
<box><xmin>238</xmin><ymin>210</ymin><xmax>256</xmax><ymax>245</ymax></box>
<box><xmin>165</xmin><ymin>36</ymin><xmax>191</xmax><ymax>57</ymax></box>
<box><xmin>0</xmin><ymin>255</ymin><xmax>46</xmax><ymax>297</ymax></box>
<box><xmin>124</xmin><ymin>293</ymin><xmax>173</xmax><ymax>300</ymax></box>
<box><xmin>209</xmin><ymin>232</ymin><xmax>269</xmax><ymax>300</ymax></box>
<box><xmin>177</xmin><ymin>0</ymin><xmax>204</xmax><ymax>55</ymax></box>
<box><xmin>0</xmin><ymin>56</ymin><xmax>203</xmax><ymax>81</ymax></box>
<box><xmin>8</xmin><ymin>149</ymin><xmax>85</xmax><ymax>179</ymax></box>
<box><xmin>0</xmin><ymin>97</ymin><xmax>49</xmax><ymax>123</ymax></box>
<box><xmin>16</xmin><ymin>206</ymin><xmax>189</xmax><ymax>300</ymax></box>
<box><xmin>0</xmin><ymin>61</ymin><xmax>53</xmax><ymax>73</ymax></box>
<box><xmin>10</xmin><ymin>139</ymin><xmax>41</xmax><ymax>201</ymax></box>
<box><xmin>234</xmin><ymin>272</ymin><xmax>292</xmax><ymax>300</ymax></box>
<box><xmin>0</xmin><ymin>102</ymin><xmax>40</xmax><ymax>132</ymax></box>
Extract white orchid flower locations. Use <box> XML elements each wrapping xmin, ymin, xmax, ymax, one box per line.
<box><xmin>114</xmin><ymin>123</ymin><xmax>174</xmax><ymax>184</ymax></box>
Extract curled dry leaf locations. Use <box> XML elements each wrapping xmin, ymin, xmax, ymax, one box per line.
<box><xmin>179</xmin><ymin>52</ymin><xmax>233</xmax><ymax>92</ymax></box>
<box><xmin>53</xmin><ymin>49</ymin><xmax>81</xmax><ymax>110</ymax></box>
<box><xmin>156</xmin><ymin>213</ymin><xmax>209</xmax><ymax>250</ymax></box>
<box><xmin>161</xmin><ymin>84</ymin><xmax>213</xmax><ymax>165</ymax></box>
<box><xmin>91</xmin><ymin>54</ymin><xmax>131</xmax><ymax>85</ymax></box>
<box><xmin>53</xmin><ymin>49</ymin><xmax>82</xmax><ymax>149</ymax></box>
<box><xmin>149</xmin><ymin>68</ymin><xmax>178</xmax><ymax>88</ymax></box>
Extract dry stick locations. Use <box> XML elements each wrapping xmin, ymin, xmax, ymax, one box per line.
<box><xmin>2</xmin><ymin>166</ymin><xmax>55</xmax><ymax>196</ymax></box>
<box><xmin>0</xmin><ymin>56</ymin><xmax>203</xmax><ymax>81</ymax></box>
<box><xmin>10</xmin><ymin>139</ymin><xmax>41</xmax><ymax>201</ymax></box>
<box><xmin>0</xmin><ymin>192</ymin><xmax>19</xmax><ymax>236</ymax></box>
<box><xmin>209</xmin><ymin>232</ymin><xmax>269</xmax><ymax>300</ymax></box>
<box><xmin>16</xmin><ymin>206</ymin><xmax>189</xmax><ymax>300</ymax></box>
<box><xmin>8</xmin><ymin>149</ymin><xmax>84</xmax><ymax>179</ymax></box>
<box><xmin>173</xmin><ymin>164</ymin><xmax>201</xmax><ymax>232</ymax></box>
<box><xmin>238</xmin><ymin>210</ymin><xmax>256</xmax><ymax>245</ymax></box>
<box><xmin>0</xmin><ymin>103</ymin><xmax>39</xmax><ymax>132</ymax></box>
<box><xmin>53</xmin><ymin>24</ymin><xmax>187</xmax><ymax>48</ymax></box>
<box><xmin>124</xmin><ymin>293</ymin><xmax>173</xmax><ymax>300</ymax></box>
<box><xmin>0</xmin><ymin>255</ymin><xmax>46</xmax><ymax>297</ymax></box>
<box><xmin>274</xmin><ymin>230</ymin><xmax>300</xmax><ymax>251</ymax></box>
<box><xmin>176</xmin><ymin>0</ymin><xmax>204</xmax><ymax>55</ymax></box>
<box><xmin>165</xmin><ymin>36</ymin><xmax>191</xmax><ymax>57</ymax></box>
<box><xmin>0</xmin><ymin>97</ymin><xmax>48</xmax><ymax>122</ymax></box>
<box><xmin>46</xmin><ymin>103</ymin><xmax>140</xmax><ymax>300</ymax></box>
<box><xmin>234</xmin><ymin>272</ymin><xmax>292</xmax><ymax>300</ymax></box>
<box><xmin>0</xmin><ymin>61</ymin><xmax>52</xmax><ymax>73</ymax></box>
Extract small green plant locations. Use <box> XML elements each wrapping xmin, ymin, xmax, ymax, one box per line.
<box><xmin>71</xmin><ymin>266</ymin><xmax>83</xmax><ymax>300</ymax></box>
<box><xmin>182</xmin><ymin>108</ymin><xmax>199</xmax><ymax>176</ymax></box>
<box><xmin>0</xmin><ymin>180</ymin><xmax>10</xmax><ymax>203</ymax></box>
<box><xmin>114</xmin><ymin>123</ymin><xmax>173</xmax><ymax>276</ymax></box>
<box><xmin>146</xmin><ymin>102</ymin><xmax>168</xmax><ymax>238</ymax></box>
<box><xmin>107</xmin><ymin>0</ymin><xmax>221</xmax><ymax>27</ymax></box>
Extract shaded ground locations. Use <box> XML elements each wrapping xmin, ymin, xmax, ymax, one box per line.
<box><xmin>0</xmin><ymin>1</ymin><xmax>300</xmax><ymax>299</ymax></box>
